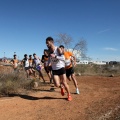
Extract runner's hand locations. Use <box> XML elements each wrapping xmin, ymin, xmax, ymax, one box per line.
<box><xmin>50</xmin><ymin>54</ymin><xmax>56</xmax><ymax>58</ymax></box>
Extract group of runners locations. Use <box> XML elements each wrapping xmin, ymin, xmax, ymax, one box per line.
<box><xmin>10</xmin><ymin>53</ymin><xmax>46</xmax><ymax>82</ymax></box>
<box><xmin>10</xmin><ymin>36</ymin><xmax>80</xmax><ymax>101</ymax></box>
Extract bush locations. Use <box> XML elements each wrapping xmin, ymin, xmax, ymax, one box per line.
<box><xmin>74</xmin><ymin>64</ymin><xmax>88</xmax><ymax>74</ymax></box>
<box><xmin>0</xmin><ymin>68</ymin><xmax>35</xmax><ymax>96</ymax></box>
<box><xmin>74</xmin><ymin>64</ymin><xmax>120</xmax><ymax>76</ymax></box>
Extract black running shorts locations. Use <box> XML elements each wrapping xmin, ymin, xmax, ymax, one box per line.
<box><xmin>44</xmin><ymin>66</ymin><xmax>52</xmax><ymax>73</ymax></box>
<box><xmin>66</xmin><ymin>67</ymin><xmax>74</xmax><ymax>77</ymax></box>
<box><xmin>52</xmin><ymin>67</ymin><xmax>66</xmax><ymax>75</ymax></box>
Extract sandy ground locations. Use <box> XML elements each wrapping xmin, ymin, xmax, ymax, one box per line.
<box><xmin>0</xmin><ymin>76</ymin><xmax>120</xmax><ymax>120</ymax></box>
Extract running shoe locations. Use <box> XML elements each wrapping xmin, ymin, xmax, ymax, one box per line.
<box><xmin>68</xmin><ymin>95</ymin><xmax>72</xmax><ymax>101</ymax></box>
<box><xmin>76</xmin><ymin>88</ymin><xmax>80</xmax><ymax>94</ymax></box>
<box><xmin>61</xmin><ymin>87</ymin><xmax>65</xmax><ymax>96</ymax></box>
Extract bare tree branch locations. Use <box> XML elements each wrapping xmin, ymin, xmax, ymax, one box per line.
<box><xmin>55</xmin><ymin>33</ymin><xmax>72</xmax><ymax>49</ymax></box>
<box><xmin>55</xmin><ymin>33</ymin><xmax>87</xmax><ymax>60</ymax></box>
<box><xmin>73</xmin><ymin>38</ymin><xmax>87</xmax><ymax>59</ymax></box>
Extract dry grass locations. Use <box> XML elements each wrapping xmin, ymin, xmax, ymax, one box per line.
<box><xmin>75</xmin><ymin>64</ymin><xmax>120</xmax><ymax>76</ymax></box>
<box><xmin>0</xmin><ymin>64</ymin><xmax>120</xmax><ymax>97</ymax></box>
<box><xmin>0</xmin><ymin>66</ymin><xmax>38</xmax><ymax>97</ymax></box>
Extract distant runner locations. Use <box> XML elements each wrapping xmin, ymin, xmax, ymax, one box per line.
<box><xmin>10</xmin><ymin>54</ymin><xmax>19</xmax><ymax>71</ymax></box>
<box><xmin>41</xmin><ymin>49</ymin><xmax>53</xmax><ymax>84</ymax></box>
<box><xmin>29</xmin><ymin>55</ymin><xmax>36</xmax><ymax>78</ymax></box>
<box><xmin>21</xmin><ymin>54</ymin><xmax>33</xmax><ymax>79</ymax></box>
<box><xmin>33</xmin><ymin>53</ymin><xmax>45</xmax><ymax>83</ymax></box>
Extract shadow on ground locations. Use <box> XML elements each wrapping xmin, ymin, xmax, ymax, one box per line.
<box><xmin>7</xmin><ymin>93</ymin><xmax>66</xmax><ymax>101</ymax></box>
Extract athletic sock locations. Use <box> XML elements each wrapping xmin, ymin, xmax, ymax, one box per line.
<box><xmin>76</xmin><ymin>88</ymin><xmax>80</xmax><ymax>94</ymax></box>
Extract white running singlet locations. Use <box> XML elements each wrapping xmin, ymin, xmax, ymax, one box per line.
<box><xmin>24</xmin><ymin>59</ymin><xmax>29</xmax><ymax>67</ymax></box>
<box><xmin>50</xmin><ymin>47</ymin><xmax>65</xmax><ymax>70</ymax></box>
<box><xmin>34</xmin><ymin>58</ymin><xmax>41</xmax><ymax>66</ymax></box>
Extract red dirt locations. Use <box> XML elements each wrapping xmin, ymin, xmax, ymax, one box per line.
<box><xmin>0</xmin><ymin>76</ymin><xmax>120</xmax><ymax>120</ymax></box>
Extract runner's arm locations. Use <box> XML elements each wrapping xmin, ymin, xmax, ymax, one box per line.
<box><xmin>50</xmin><ymin>47</ymin><xmax>65</xmax><ymax>61</ymax></box>
<box><xmin>55</xmin><ymin>54</ymin><xmax>65</xmax><ymax>61</ymax></box>
<box><xmin>47</xmin><ymin>57</ymin><xmax>51</xmax><ymax>66</ymax></box>
<box><xmin>56</xmin><ymin>47</ymin><xmax>65</xmax><ymax>60</ymax></box>
<box><xmin>10</xmin><ymin>60</ymin><xmax>13</xmax><ymax>65</ymax></box>
<box><xmin>41</xmin><ymin>55</ymin><xmax>44</xmax><ymax>63</ymax></box>
<box><xmin>71</xmin><ymin>55</ymin><xmax>77</xmax><ymax>66</ymax></box>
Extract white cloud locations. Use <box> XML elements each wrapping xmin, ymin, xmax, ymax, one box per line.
<box><xmin>104</xmin><ymin>47</ymin><xmax>118</xmax><ymax>51</ymax></box>
<box><xmin>97</xmin><ymin>29</ymin><xmax>110</xmax><ymax>34</ymax></box>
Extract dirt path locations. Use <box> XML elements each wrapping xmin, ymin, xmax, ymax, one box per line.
<box><xmin>0</xmin><ymin>76</ymin><xmax>120</xmax><ymax>120</ymax></box>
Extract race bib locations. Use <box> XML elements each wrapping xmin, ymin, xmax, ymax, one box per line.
<box><xmin>50</xmin><ymin>57</ymin><xmax>59</xmax><ymax>64</ymax></box>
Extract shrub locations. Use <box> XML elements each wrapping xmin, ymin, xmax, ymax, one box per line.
<box><xmin>0</xmin><ymin>67</ymin><xmax>35</xmax><ymax>96</ymax></box>
<box><xmin>74</xmin><ymin>64</ymin><xmax>120</xmax><ymax>76</ymax></box>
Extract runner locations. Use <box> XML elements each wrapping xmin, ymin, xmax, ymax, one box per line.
<box><xmin>41</xmin><ymin>49</ymin><xmax>53</xmax><ymax>84</ymax></box>
<box><xmin>21</xmin><ymin>54</ymin><xmax>33</xmax><ymax>79</ymax></box>
<box><xmin>10</xmin><ymin>54</ymin><xmax>19</xmax><ymax>71</ymax></box>
<box><xmin>33</xmin><ymin>53</ymin><xmax>45</xmax><ymax>83</ymax></box>
<box><xmin>29</xmin><ymin>55</ymin><xmax>36</xmax><ymax>78</ymax></box>
<box><xmin>46</xmin><ymin>36</ymin><xmax>72</xmax><ymax>101</ymax></box>
<box><xmin>59</xmin><ymin>45</ymin><xmax>80</xmax><ymax>94</ymax></box>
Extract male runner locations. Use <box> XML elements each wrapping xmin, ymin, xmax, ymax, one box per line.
<box><xmin>33</xmin><ymin>53</ymin><xmax>45</xmax><ymax>83</ymax></box>
<box><xmin>10</xmin><ymin>54</ymin><xmax>19</xmax><ymax>71</ymax></box>
<box><xmin>46</xmin><ymin>37</ymin><xmax>72</xmax><ymax>101</ymax></box>
<box><xmin>41</xmin><ymin>49</ymin><xmax>53</xmax><ymax>84</ymax></box>
<box><xmin>59</xmin><ymin>45</ymin><xmax>80</xmax><ymax>94</ymax></box>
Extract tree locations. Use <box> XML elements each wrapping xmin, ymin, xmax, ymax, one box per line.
<box><xmin>55</xmin><ymin>33</ymin><xmax>87</xmax><ymax>60</ymax></box>
<box><xmin>72</xmin><ymin>38</ymin><xmax>87</xmax><ymax>59</ymax></box>
<box><xmin>55</xmin><ymin>33</ymin><xmax>72</xmax><ymax>50</ymax></box>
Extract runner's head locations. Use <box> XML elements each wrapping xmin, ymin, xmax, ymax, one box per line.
<box><xmin>46</xmin><ymin>37</ymin><xmax>54</xmax><ymax>49</ymax></box>
<box><xmin>13</xmin><ymin>54</ymin><xmax>17</xmax><ymax>59</ymax></box>
<box><xmin>29</xmin><ymin>55</ymin><xmax>32</xmax><ymax>59</ymax></box>
<box><xmin>59</xmin><ymin>45</ymin><xmax>65</xmax><ymax>53</ymax></box>
<box><xmin>33</xmin><ymin>53</ymin><xmax>37</xmax><ymax>58</ymax></box>
<box><xmin>44</xmin><ymin>49</ymin><xmax>49</xmax><ymax>56</ymax></box>
<box><xmin>24</xmin><ymin>54</ymin><xmax>28</xmax><ymax>58</ymax></box>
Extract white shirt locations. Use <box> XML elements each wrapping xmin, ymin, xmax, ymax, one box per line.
<box><xmin>50</xmin><ymin>46</ymin><xmax>65</xmax><ymax>70</ymax></box>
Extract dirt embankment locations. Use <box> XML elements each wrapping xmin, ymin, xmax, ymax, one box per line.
<box><xmin>0</xmin><ymin>76</ymin><xmax>120</xmax><ymax>120</ymax></box>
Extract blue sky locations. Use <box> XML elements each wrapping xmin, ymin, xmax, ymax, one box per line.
<box><xmin>0</xmin><ymin>0</ymin><xmax>120</xmax><ymax>61</ymax></box>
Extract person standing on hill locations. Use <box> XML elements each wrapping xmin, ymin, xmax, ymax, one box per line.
<box><xmin>46</xmin><ymin>37</ymin><xmax>72</xmax><ymax>101</ymax></box>
<box><xmin>41</xmin><ymin>49</ymin><xmax>53</xmax><ymax>84</ymax></box>
<box><xmin>10</xmin><ymin>54</ymin><xmax>19</xmax><ymax>71</ymax></box>
<box><xmin>59</xmin><ymin>45</ymin><xmax>80</xmax><ymax>94</ymax></box>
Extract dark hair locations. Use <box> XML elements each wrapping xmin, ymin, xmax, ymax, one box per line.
<box><xmin>13</xmin><ymin>54</ymin><xmax>17</xmax><ymax>57</ymax></box>
<box><xmin>59</xmin><ymin>45</ymin><xmax>64</xmax><ymax>48</ymax></box>
<box><xmin>24</xmin><ymin>54</ymin><xmax>27</xmax><ymax>57</ymax></box>
<box><xmin>33</xmin><ymin>53</ymin><xmax>36</xmax><ymax>56</ymax></box>
<box><xmin>46</xmin><ymin>37</ymin><xmax>54</xmax><ymax>42</ymax></box>
<box><xmin>29</xmin><ymin>55</ymin><xmax>32</xmax><ymax>57</ymax></box>
<box><xmin>44</xmin><ymin>49</ymin><xmax>48</xmax><ymax>52</ymax></box>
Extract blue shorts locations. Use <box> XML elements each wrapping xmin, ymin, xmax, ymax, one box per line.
<box><xmin>36</xmin><ymin>65</ymin><xmax>41</xmax><ymax>71</ymax></box>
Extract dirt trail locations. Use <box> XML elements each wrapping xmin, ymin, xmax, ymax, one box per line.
<box><xmin>0</xmin><ymin>76</ymin><xmax>120</xmax><ymax>120</ymax></box>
